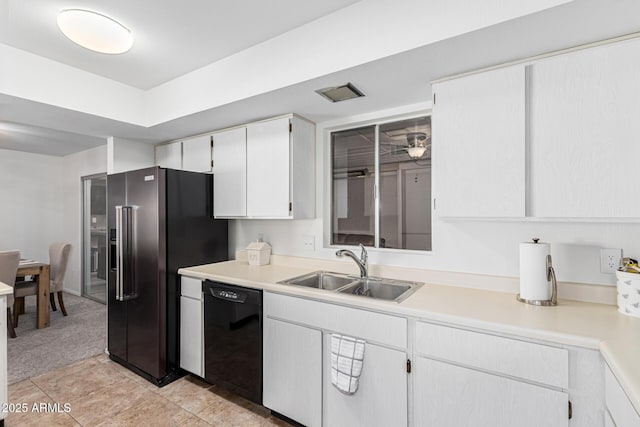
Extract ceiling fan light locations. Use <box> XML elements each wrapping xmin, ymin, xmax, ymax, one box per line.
<box><xmin>407</xmin><ymin>146</ymin><xmax>427</xmax><ymax>159</ymax></box>
<box><xmin>57</xmin><ymin>9</ymin><xmax>133</xmax><ymax>54</ymax></box>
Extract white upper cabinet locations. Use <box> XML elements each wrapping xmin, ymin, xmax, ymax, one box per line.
<box><xmin>155</xmin><ymin>141</ymin><xmax>182</xmax><ymax>169</ymax></box>
<box><xmin>212</xmin><ymin>126</ymin><xmax>247</xmax><ymax>217</ymax></box>
<box><xmin>529</xmin><ymin>37</ymin><xmax>640</xmax><ymax>218</ymax></box>
<box><xmin>213</xmin><ymin>114</ymin><xmax>315</xmax><ymax>219</ymax></box>
<box><xmin>246</xmin><ymin>115</ymin><xmax>315</xmax><ymax>218</ymax></box>
<box><xmin>182</xmin><ymin>134</ymin><xmax>212</xmax><ymax>173</ymax></box>
<box><xmin>433</xmin><ymin>64</ymin><xmax>526</xmax><ymax>218</ymax></box>
<box><xmin>246</xmin><ymin>117</ymin><xmax>291</xmax><ymax>218</ymax></box>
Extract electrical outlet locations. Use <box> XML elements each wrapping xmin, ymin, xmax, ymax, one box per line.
<box><xmin>302</xmin><ymin>235</ymin><xmax>315</xmax><ymax>251</ymax></box>
<box><xmin>600</xmin><ymin>248</ymin><xmax>622</xmax><ymax>274</ymax></box>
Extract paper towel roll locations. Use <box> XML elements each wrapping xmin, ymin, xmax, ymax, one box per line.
<box><xmin>519</xmin><ymin>240</ymin><xmax>551</xmax><ymax>301</ymax></box>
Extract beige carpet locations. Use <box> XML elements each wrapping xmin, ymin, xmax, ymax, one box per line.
<box><xmin>7</xmin><ymin>292</ymin><xmax>106</xmax><ymax>384</ymax></box>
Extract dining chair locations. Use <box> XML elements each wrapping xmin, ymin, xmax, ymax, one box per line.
<box><xmin>0</xmin><ymin>250</ymin><xmax>20</xmax><ymax>338</ymax></box>
<box><xmin>48</xmin><ymin>242</ymin><xmax>72</xmax><ymax>315</ymax></box>
<box><xmin>14</xmin><ymin>242</ymin><xmax>71</xmax><ymax>327</ymax></box>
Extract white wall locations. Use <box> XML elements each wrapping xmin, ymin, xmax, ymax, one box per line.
<box><xmin>61</xmin><ymin>146</ymin><xmax>107</xmax><ymax>295</ymax></box>
<box><xmin>107</xmin><ymin>137</ymin><xmax>155</xmax><ymax>174</ymax></box>
<box><xmin>0</xmin><ymin>149</ymin><xmax>64</xmax><ymax>263</ymax></box>
<box><xmin>230</xmin><ymin>103</ymin><xmax>640</xmax><ymax>291</ymax></box>
<box><xmin>0</xmin><ymin>44</ymin><xmax>146</xmax><ymax>125</ymax></box>
<box><xmin>0</xmin><ymin>1</ymin><xmax>570</xmax><ymax>126</ymax></box>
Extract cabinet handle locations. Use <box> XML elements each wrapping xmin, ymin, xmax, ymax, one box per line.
<box><xmin>406</xmin><ymin>359</ymin><xmax>412</xmax><ymax>373</ymax></box>
<box><xmin>210</xmin><ymin>136</ymin><xmax>214</xmax><ymax>168</ymax></box>
<box><xmin>568</xmin><ymin>401</ymin><xmax>572</xmax><ymax>420</ymax></box>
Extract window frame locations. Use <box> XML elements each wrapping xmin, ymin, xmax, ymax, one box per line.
<box><xmin>324</xmin><ymin>109</ymin><xmax>433</xmax><ymax>254</ymax></box>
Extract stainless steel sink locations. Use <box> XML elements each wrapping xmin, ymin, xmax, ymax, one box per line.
<box><xmin>278</xmin><ymin>271</ymin><xmax>422</xmax><ymax>303</ymax></box>
<box><xmin>278</xmin><ymin>271</ymin><xmax>355</xmax><ymax>290</ymax></box>
<box><xmin>338</xmin><ymin>278</ymin><xmax>419</xmax><ymax>302</ymax></box>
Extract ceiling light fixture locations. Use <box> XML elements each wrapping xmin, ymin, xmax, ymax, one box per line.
<box><xmin>315</xmin><ymin>83</ymin><xmax>365</xmax><ymax>103</ymax></box>
<box><xmin>57</xmin><ymin>9</ymin><xmax>133</xmax><ymax>54</ymax></box>
<box><xmin>406</xmin><ymin>132</ymin><xmax>429</xmax><ymax>159</ymax></box>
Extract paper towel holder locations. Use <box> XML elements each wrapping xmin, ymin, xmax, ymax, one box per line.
<box><xmin>516</xmin><ymin>254</ymin><xmax>558</xmax><ymax>306</ymax></box>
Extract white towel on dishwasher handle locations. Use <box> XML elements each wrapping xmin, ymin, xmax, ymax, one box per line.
<box><xmin>330</xmin><ymin>333</ymin><xmax>365</xmax><ymax>395</ymax></box>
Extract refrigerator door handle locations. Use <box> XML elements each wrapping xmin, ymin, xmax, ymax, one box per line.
<box><xmin>123</xmin><ymin>206</ymin><xmax>138</xmax><ymax>300</ymax></box>
<box><xmin>119</xmin><ymin>206</ymin><xmax>138</xmax><ymax>301</ymax></box>
<box><xmin>115</xmin><ymin>205</ymin><xmax>123</xmax><ymax>301</ymax></box>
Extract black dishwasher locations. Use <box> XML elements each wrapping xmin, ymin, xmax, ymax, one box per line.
<box><xmin>203</xmin><ymin>281</ymin><xmax>262</xmax><ymax>404</ymax></box>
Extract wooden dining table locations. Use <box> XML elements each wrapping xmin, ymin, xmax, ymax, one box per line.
<box><xmin>16</xmin><ymin>261</ymin><xmax>50</xmax><ymax>329</ymax></box>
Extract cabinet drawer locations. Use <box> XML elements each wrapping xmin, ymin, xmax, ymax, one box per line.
<box><xmin>264</xmin><ymin>292</ymin><xmax>406</xmax><ymax>348</ymax></box>
<box><xmin>181</xmin><ymin>276</ymin><xmax>202</xmax><ymax>300</ymax></box>
<box><xmin>605</xmin><ymin>364</ymin><xmax>640</xmax><ymax>427</ymax></box>
<box><xmin>415</xmin><ymin>322</ymin><xmax>568</xmax><ymax>388</ymax></box>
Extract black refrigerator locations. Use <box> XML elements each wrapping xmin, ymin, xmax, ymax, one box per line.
<box><xmin>107</xmin><ymin>166</ymin><xmax>228</xmax><ymax>386</ymax></box>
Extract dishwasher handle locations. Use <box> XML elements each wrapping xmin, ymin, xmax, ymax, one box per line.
<box><xmin>203</xmin><ymin>281</ymin><xmax>262</xmax><ymax>305</ymax></box>
<box><xmin>208</xmin><ymin>287</ymin><xmax>248</xmax><ymax>303</ymax></box>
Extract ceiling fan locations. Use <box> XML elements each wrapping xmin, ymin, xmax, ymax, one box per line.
<box><xmin>404</xmin><ymin>132</ymin><xmax>430</xmax><ymax>159</ymax></box>
<box><xmin>380</xmin><ymin>131</ymin><xmax>431</xmax><ymax>159</ymax></box>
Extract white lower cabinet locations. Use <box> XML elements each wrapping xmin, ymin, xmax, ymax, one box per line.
<box><xmin>414</xmin><ymin>357</ymin><xmax>568</xmax><ymax>427</ymax></box>
<box><xmin>263</xmin><ymin>317</ymin><xmax>322</xmax><ymax>427</ymax></box>
<box><xmin>179</xmin><ymin>277</ymin><xmax>203</xmax><ymax>377</ymax></box>
<box><xmin>605</xmin><ymin>364</ymin><xmax>640</xmax><ymax>427</ymax></box>
<box><xmin>323</xmin><ymin>334</ymin><xmax>407</xmax><ymax>427</ymax></box>
<box><xmin>412</xmin><ymin>321</ymin><xmax>580</xmax><ymax>427</ymax></box>
<box><xmin>261</xmin><ymin>292</ymin><xmax>611</xmax><ymax>427</ymax></box>
<box><xmin>262</xmin><ymin>292</ymin><xmax>408</xmax><ymax>427</ymax></box>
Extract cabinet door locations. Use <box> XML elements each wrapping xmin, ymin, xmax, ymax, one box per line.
<box><xmin>529</xmin><ymin>37</ymin><xmax>640</xmax><ymax>217</ymax></box>
<box><xmin>182</xmin><ymin>135</ymin><xmax>212</xmax><ymax>173</ymax></box>
<box><xmin>156</xmin><ymin>141</ymin><xmax>182</xmax><ymax>169</ymax></box>
<box><xmin>323</xmin><ymin>334</ymin><xmax>407</xmax><ymax>427</ymax></box>
<box><xmin>246</xmin><ymin>117</ymin><xmax>291</xmax><ymax>217</ymax></box>
<box><xmin>263</xmin><ymin>318</ymin><xmax>322</xmax><ymax>427</ymax></box>
<box><xmin>433</xmin><ymin>64</ymin><xmax>526</xmax><ymax>217</ymax></box>
<box><xmin>605</xmin><ymin>365</ymin><xmax>640</xmax><ymax>427</ymax></box>
<box><xmin>180</xmin><ymin>296</ymin><xmax>203</xmax><ymax>377</ymax></box>
<box><xmin>414</xmin><ymin>357</ymin><xmax>568</xmax><ymax>427</ymax></box>
<box><xmin>212</xmin><ymin>127</ymin><xmax>247</xmax><ymax>217</ymax></box>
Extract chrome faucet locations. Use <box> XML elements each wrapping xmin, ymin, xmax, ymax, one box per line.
<box><xmin>336</xmin><ymin>244</ymin><xmax>368</xmax><ymax>278</ymax></box>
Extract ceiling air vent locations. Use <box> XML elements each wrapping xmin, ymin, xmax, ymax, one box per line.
<box><xmin>315</xmin><ymin>82</ymin><xmax>365</xmax><ymax>103</ymax></box>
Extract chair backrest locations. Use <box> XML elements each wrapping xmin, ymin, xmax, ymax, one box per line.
<box><xmin>0</xmin><ymin>250</ymin><xmax>20</xmax><ymax>306</ymax></box>
<box><xmin>49</xmin><ymin>242</ymin><xmax>71</xmax><ymax>287</ymax></box>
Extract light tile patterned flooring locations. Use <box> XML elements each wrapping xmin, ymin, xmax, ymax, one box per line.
<box><xmin>6</xmin><ymin>354</ymin><xmax>290</xmax><ymax>426</ymax></box>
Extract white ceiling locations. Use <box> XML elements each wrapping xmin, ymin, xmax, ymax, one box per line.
<box><xmin>2</xmin><ymin>0</ymin><xmax>640</xmax><ymax>157</ymax></box>
<box><xmin>0</xmin><ymin>0</ymin><xmax>360</xmax><ymax>89</ymax></box>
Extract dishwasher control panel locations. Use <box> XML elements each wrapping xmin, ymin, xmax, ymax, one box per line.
<box><xmin>210</xmin><ymin>288</ymin><xmax>247</xmax><ymax>303</ymax></box>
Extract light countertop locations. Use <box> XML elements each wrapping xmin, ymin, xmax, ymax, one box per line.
<box><xmin>0</xmin><ymin>281</ymin><xmax>12</xmax><ymax>296</ymax></box>
<box><xmin>179</xmin><ymin>256</ymin><xmax>640</xmax><ymax>413</ymax></box>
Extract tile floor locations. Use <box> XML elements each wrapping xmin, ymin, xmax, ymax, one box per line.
<box><xmin>6</xmin><ymin>354</ymin><xmax>290</xmax><ymax>426</ymax></box>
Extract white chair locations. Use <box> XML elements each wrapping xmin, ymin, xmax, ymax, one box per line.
<box><xmin>0</xmin><ymin>250</ymin><xmax>20</xmax><ymax>338</ymax></box>
<box><xmin>14</xmin><ymin>243</ymin><xmax>71</xmax><ymax>327</ymax></box>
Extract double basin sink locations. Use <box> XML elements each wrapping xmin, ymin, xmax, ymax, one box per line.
<box><xmin>278</xmin><ymin>271</ymin><xmax>422</xmax><ymax>303</ymax></box>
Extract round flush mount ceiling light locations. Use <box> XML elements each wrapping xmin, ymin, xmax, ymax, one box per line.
<box><xmin>57</xmin><ymin>9</ymin><xmax>133</xmax><ymax>54</ymax></box>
